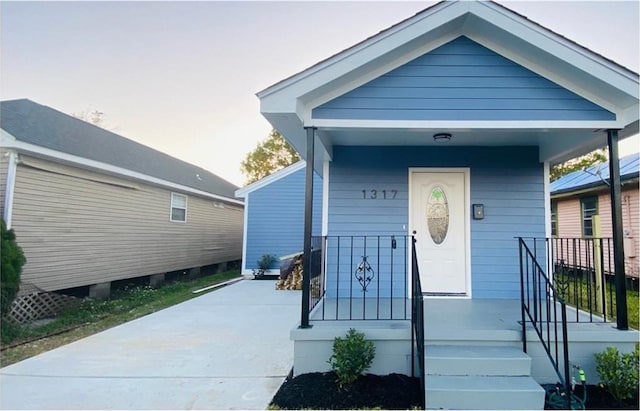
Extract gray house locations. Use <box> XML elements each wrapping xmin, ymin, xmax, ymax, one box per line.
<box><xmin>256</xmin><ymin>1</ymin><xmax>639</xmax><ymax>409</ymax></box>
<box><xmin>1</xmin><ymin>99</ymin><xmax>243</xmax><ymax>305</ymax></box>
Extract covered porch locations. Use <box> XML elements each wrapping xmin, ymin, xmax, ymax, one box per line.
<box><xmin>257</xmin><ymin>1</ymin><xmax>639</xmax><ymax>409</ymax></box>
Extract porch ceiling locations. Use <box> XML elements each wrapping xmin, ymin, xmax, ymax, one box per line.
<box><xmin>311</xmin><ymin>122</ymin><xmax>639</xmax><ymax>166</ymax></box>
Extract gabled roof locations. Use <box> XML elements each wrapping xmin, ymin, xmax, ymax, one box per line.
<box><xmin>0</xmin><ymin>99</ymin><xmax>240</xmax><ymax>202</ymax></box>
<box><xmin>258</xmin><ymin>0</ymin><xmax>639</xmax><ymax>167</ymax></box>
<box><xmin>235</xmin><ymin>161</ymin><xmax>306</xmax><ymax>198</ymax></box>
<box><xmin>551</xmin><ymin>153</ymin><xmax>640</xmax><ymax>196</ymax></box>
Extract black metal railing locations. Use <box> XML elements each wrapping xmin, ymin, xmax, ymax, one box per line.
<box><xmin>308</xmin><ymin>235</ymin><xmax>410</xmax><ymax>321</ymax></box>
<box><xmin>525</xmin><ymin>237</ymin><xmax>633</xmax><ymax>323</ymax></box>
<box><xmin>411</xmin><ymin>236</ymin><xmax>426</xmax><ymax>410</ymax></box>
<box><xmin>519</xmin><ymin>238</ymin><xmax>571</xmax><ymax>409</ymax></box>
<box><xmin>309</xmin><ymin>236</ymin><xmax>325</xmax><ymax>312</ymax></box>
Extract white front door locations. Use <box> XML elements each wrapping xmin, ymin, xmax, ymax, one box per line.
<box><xmin>410</xmin><ymin>170</ymin><xmax>469</xmax><ymax>296</ymax></box>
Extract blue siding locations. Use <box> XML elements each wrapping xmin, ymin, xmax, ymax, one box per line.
<box><xmin>245</xmin><ymin>168</ymin><xmax>322</xmax><ymax>270</ymax></box>
<box><xmin>326</xmin><ymin>146</ymin><xmax>545</xmax><ymax>299</ymax></box>
<box><xmin>313</xmin><ymin>36</ymin><xmax>614</xmax><ymax>121</ymax></box>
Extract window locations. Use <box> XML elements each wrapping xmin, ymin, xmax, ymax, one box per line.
<box><xmin>170</xmin><ymin>193</ymin><xmax>187</xmax><ymax>222</ymax></box>
<box><xmin>551</xmin><ymin>201</ymin><xmax>558</xmax><ymax>237</ymax></box>
<box><xmin>580</xmin><ymin>196</ymin><xmax>598</xmax><ymax>237</ymax></box>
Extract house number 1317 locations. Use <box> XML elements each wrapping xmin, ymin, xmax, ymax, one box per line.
<box><xmin>362</xmin><ymin>189</ymin><xmax>398</xmax><ymax>199</ymax></box>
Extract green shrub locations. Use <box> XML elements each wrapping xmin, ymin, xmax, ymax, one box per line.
<box><xmin>594</xmin><ymin>343</ymin><xmax>639</xmax><ymax>403</ymax></box>
<box><xmin>328</xmin><ymin>328</ymin><xmax>376</xmax><ymax>388</ymax></box>
<box><xmin>257</xmin><ymin>254</ymin><xmax>277</xmax><ymax>270</ymax></box>
<box><xmin>1</xmin><ymin>219</ymin><xmax>26</xmax><ymax>317</ymax></box>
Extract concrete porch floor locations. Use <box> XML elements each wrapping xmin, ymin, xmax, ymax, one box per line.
<box><xmin>301</xmin><ymin>297</ymin><xmax>638</xmax><ymax>383</ymax></box>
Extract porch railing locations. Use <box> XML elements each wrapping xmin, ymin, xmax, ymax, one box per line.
<box><xmin>526</xmin><ymin>237</ymin><xmax>630</xmax><ymax>323</ymax></box>
<box><xmin>518</xmin><ymin>238</ymin><xmax>571</xmax><ymax>409</ymax></box>
<box><xmin>307</xmin><ymin>235</ymin><xmax>410</xmax><ymax>321</ymax></box>
<box><xmin>410</xmin><ymin>236</ymin><xmax>426</xmax><ymax>410</ymax></box>
<box><xmin>309</xmin><ymin>236</ymin><xmax>325</xmax><ymax>312</ymax></box>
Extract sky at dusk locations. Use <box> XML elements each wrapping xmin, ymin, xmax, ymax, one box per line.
<box><xmin>1</xmin><ymin>0</ymin><xmax>639</xmax><ymax>187</ymax></box>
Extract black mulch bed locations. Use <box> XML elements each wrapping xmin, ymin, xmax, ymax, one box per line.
<box><xmin>271</xmin><ymin>373</ymin><xmax>639</xmax><ymax>410</ymax></box>
<box><xmin>554</xmin><ymin>385</ymin><xmax>639</xmax><ymax>410</ymax></box>
<box><xmin>270</xmin><ymin>372</ymin><xmax>422</xmax><ymax>410</ymax></box>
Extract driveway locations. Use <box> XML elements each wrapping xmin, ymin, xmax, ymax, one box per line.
<box><xmin>0</xmin><ymin>279</ymin><xmax>301</xmax><ymax>410</ymax></box>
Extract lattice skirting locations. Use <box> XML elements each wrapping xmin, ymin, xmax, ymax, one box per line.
<box><xmin>8</xmin><ymin>291</ymin><xmax>80</xmax><ymax>324</ymax></box>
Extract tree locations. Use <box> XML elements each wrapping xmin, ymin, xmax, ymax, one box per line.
<box><xmin>71</xmin><ymin>109</ymin><xmax>111</xmax><ymax>129</ymax></box>
<box><xmin>241</xmin><ymin>130</ymin><xmax>301</xmax><ymax>184</ymax></box>
<box><xmin>550</xmin><ymin>148</ymin><xmax>608</xmax><ymax>181</ymax></box>
<box><xmin>1</xmin><ymin>219</ymin><xmax>26</xmax><ymax>317</ymax></box>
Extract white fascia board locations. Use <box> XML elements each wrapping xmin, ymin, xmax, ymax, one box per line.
<box><xmin>261</xmin><ymin>0</ymin><xmax>638</xmax><ymax>129</ymax></box>
<box><xmin>1</xmin><ymin>137</ymin><xmax>245</xmax><ymax>206</ymax></box>
<box><xmin>472</xmin><ymin>3</ymin><xmax>638</xmax><ymax>102</ymax></box>
<box><xmin>308</xmin><ymin>119</ymin><xmax>624</xmax><ymax>130</ymax></box>
<box><xmin>235</xmin><ymin>161</ymin><xmax>306</xmax><ymax>198</ymax></box>
<box><xmin>260</xmin><ymin>2</ymin><xmax>468</xmax><ymax>117</ymax></box>
<box><xmin>0</xmin><ymin>129</ymin><xmax>17</xmax><ymax>144</ymax></box>
<box><xmin>477</xmin><ymin>2</ymin><xmax>638</xmax><ymax>89</ymax></box>
<box><xmin>257</xmin><ymin>1</ymin><xmax>460</xmax><ymax>100</ymax></box>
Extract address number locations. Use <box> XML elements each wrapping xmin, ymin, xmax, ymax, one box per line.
<box><xmin>362</xmin><ymin>189</ymin><xmax>398</xmax><ymax>200</ymax></box>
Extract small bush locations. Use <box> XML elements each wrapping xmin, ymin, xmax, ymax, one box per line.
<box><xmin>328</xmin><ymin>328</ymin><xmax>376</xmax><ymax>388</ymax></box>
<box><xmin>257</xmin><ymin>254</ymin><xmax>277</xmax><ymax>270</ymax></box>
<box><xmin>594</xmin><ymin>343</ymin><xmax>639</xmax><ymax>403</ymax></box>
<box><xmin>1</xmin><ymin>219</ymin><xmax>26</xmax><ymax>317</ymax></box>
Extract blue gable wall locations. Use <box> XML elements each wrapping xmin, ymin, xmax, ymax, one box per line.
<box><xmin>245</xmin><ymin>168</ymin><xmax>322</xmax><ymax>270</ymax></box>
<box><xmin>313</xmin><ymin>36</ymin><xmax>614</xmax><ymax>121</ymax></box>
<box><xmin>326</xmin><ymin>146</ymin><xmax>545</xmax><ymax>299</ymax></box>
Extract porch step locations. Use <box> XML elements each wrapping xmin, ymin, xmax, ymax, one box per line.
<box><xmin>425</xmin><ymin>345</ymin><xmax>531</xmax><ymax>376</ymax></box>
<box><xmin>425</xmin><ymin>375</ymin><xmax>545</xmax><ymax>410</ymax></box>
<box><xmin>425</xmin><ymin>345</ymin><xmax>545</xmax><ymax>410</ymax></box>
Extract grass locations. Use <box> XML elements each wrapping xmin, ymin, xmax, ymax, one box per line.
<box><xmin>0</xmin><ymin>270</ymin><xmax>241</xmax><ymax>367</ymax></box>
<box><xmin>554</xmin><ymin>273</ymin><xmax>639</xmax><ymax>330</ymax></box>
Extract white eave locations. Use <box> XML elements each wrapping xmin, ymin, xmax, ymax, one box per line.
<box><xmin>235</xmin><ymin>160</ymin><xmax>306</xmax><ymax>198</ymax></box>
<box><xmin>0</xmin><ymin>130</ymin><xmax>244</xmax><ymax>206</ymax></box>
<box><xmin>257</xmin><ymin>0</ymin><xmax>639</xmax><ymax>145</ymax></box>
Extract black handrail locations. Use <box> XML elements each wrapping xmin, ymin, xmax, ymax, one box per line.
<box><xmin>521</xmin><ymin>236</ymin><xmax>633</xmax><ymax>324</ymax></box>
<box><xmin>411</xmin><ymin>236</ymin><xmax>426</xmax><ymax>409</ymax></box>
<box><xmin>519</xmin><ymin>237</ymin><xmax>571</xmax><ymax>409</ymax></box>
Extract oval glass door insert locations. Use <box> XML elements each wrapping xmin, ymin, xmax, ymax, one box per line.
<box><xmin>427</xmin><ymin>186</ymin><xmax>449</xmax><ymax>244</ymax></box>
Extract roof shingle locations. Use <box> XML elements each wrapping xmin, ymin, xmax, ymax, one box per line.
<box><xmin>1</xmin><ymin>99</ymin><xmax>239</xmax><ymax>200</ymax></box>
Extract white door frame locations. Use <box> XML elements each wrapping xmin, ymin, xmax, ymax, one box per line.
<box><xmin>408</xmin><ymin>167</ymin><xmax>472</xmax><ymax>298</ymax></box>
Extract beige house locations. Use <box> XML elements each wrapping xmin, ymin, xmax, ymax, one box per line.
<box><xmin>550</xmin><ymin>153</ymin><xmax>639</xmax><ymax>280</ymax></box>
<box><xmin>1</xmin><ymin>99</ymin><xmax>244</xmax><ymax>300</ymax></box>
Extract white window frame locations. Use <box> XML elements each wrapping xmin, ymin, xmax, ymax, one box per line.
<box><xmin>170</xmin><ymin>192</ymin><xmax>188</xmax><ymax>223</ymax></box>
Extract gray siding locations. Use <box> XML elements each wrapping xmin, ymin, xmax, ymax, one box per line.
<box><xmin>245</xmin><ymin>168</ymin><xmax>322</xmax><ymax>270</ymax></box>
<box><xmin>313</xmin><ymin>36</ymin><xmax>615</xmax><ymax>121</ymax></box>
<box><xmin>11</xmin><ymin>155</ymin><xmax>243</xmax><ymax>291</ymax></box>
<box><xmin>327</xmin><ymin>146</ymin><xmax>545</xmax><ymax>299</ymax></box>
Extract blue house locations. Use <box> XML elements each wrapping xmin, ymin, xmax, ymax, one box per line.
<box><xmin>256</xmin><ymin>1</ymin><xmax>639</xmax><ymax>409</ymax></box>
<box><xmin>235</xmin><ymin>161</ymin><xmax>322</xmax><ymax>276</ymax></box>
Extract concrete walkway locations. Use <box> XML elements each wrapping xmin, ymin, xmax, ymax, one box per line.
<box><xmin>0</xmin><ymin>280</ymin><xmax>301</xmax><ymax>410</ymax></box>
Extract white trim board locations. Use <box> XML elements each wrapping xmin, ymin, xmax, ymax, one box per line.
<box><xmin>235</xmin><ymin>161</ymin><xmax>306</xmax><ymax>198</ymax></box>
<box><xmin>0</xmin><ymin>136</ymin><xmax>244</xmax><ymax>206</ymax></box>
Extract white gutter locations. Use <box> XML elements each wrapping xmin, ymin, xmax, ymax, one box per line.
<box><xmin>1</xmin><ymin>137</ymin><xmax>244</xmax><ymax>206</ymax></box>
<box><xmin>3</xmin><ymin>151</ymin><xmax>18</xmax><ymax>228</ymax></box>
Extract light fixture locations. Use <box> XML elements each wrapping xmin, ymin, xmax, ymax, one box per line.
<box><xmin>433</xmin><ymin>133</ymin><xmax>452</xmax><ymax>142</ymax></box>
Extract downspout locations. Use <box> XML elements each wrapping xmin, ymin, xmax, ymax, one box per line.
<box><xmin>3</xmin><ymin>151</ymin><xmax>18</xmax><ymax>229</ymax></box>
<box><xmin>300</xmin><ymin>127</ymin><xmax>316</xmax><ymax>329</ymax></box>
<box><xmin>606</xmin><ymin>129</ymin><xmax>628</xmax><ymax>330</ymax></box>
